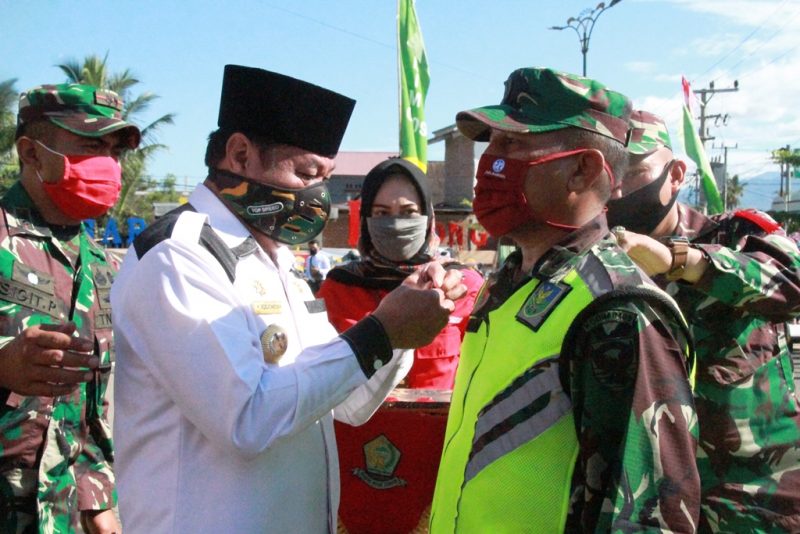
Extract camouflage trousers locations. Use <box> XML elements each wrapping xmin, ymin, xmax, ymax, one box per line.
<box><xmin>1</xmin><ymin>468</ymin><xmax>38</xmax><ymax>533</ymax></box>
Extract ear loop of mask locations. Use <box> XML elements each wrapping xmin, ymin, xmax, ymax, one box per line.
<box><xmin>31</xmin><ymin>140</ymin><xmax>66</xmax><ymax>184</ymax></box>
<box><xmin>525</xmin><ymin>148</ymin><xmax>616</xmax><ymax>231</ymax></box>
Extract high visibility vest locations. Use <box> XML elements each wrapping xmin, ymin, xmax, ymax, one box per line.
<box><xmin>430</xmin><ymin>246</ymin><xmax>692</xmax><ymax>533</ymax></box>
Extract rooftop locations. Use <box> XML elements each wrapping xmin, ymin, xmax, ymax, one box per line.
<box><xmin>333</xmin><ymin>151</ymin><xmax>398</xmax><ymax>176</ymax></box>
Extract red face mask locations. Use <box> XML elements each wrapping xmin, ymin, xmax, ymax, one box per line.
<box><xmin>473</xmin><ymin>149</ymin><xmax>615</xmax><ymax>236</ymax></box>
<box><xmin>35</xmin><ymin>141</ymin><xmax>122</xmax><ymax>220</ymax></box>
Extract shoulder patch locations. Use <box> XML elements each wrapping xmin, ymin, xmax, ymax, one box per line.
<box><xmin>580</xmin><ymin>307</ymin><xmax>639</xmax><ymax>391</ymax></box>
<box><xmin>133</xmin><ymin>203</ymin><xmax>195</xmax><ymax>259</ymax></box>
<box><xmin>516</xmin><ymin>280</ymin><xmax>570</xmax><ymax>331</ymax></box>
<box><xmin>733</xmin><ymin>209</ymin><xmax>781</xmax><ymax>234</ymax></box>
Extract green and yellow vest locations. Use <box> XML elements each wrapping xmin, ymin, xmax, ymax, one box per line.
<box><xmin>430</xmin><ymin>242</ymin><xmax>692</xmax><ymax>533</ymax></box>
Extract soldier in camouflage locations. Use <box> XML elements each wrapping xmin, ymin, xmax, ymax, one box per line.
<box><xmin>430</xmin><ymin>68</ymin><xmax>700</xmax><ymax>533</ymax></box>
<box><xmin>0</xmin><ymin>83</ymin><xmax>140</xmax><ymax>533</ymax></box>
<box><xmin>608</xmin><ymin>109</ymin><xmax>800</xmax><ymax>532</ymax></box>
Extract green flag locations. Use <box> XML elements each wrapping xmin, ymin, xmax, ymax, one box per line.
<box><xmin>398</xmin><ymin>0</ymin><xmax>430</xmax><ymax>172</ymax></box>
<box><xmin>681</xmin><ymin>104</ymin><xmax>723</xmax><ymax>214</ymax></box>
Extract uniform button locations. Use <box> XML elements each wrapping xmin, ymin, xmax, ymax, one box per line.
<box><xmin>373</xmin><ymin>358</ymin><xmax>384</xmax><ymax>371</ymax></box>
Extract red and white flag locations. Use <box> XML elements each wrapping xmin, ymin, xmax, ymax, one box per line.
<box><xmin>681</xmin><ymin>76</ymin><xmax>693</xmax><ymax>113</ymax></box>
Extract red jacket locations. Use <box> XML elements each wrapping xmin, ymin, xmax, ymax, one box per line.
<box><xmin>318</xmin><ymin>268</ymin><xmax>483</xmax><ymax>389</ymax></box>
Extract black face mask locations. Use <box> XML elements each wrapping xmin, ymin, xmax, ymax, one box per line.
<box><xmin>607</xmin><ymin>160</ymin><xmax>677</xmax><ymax>235</ymax></box>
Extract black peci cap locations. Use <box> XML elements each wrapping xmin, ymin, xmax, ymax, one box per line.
<box><xmin>217</xmin><ymin>65</ymin><xmax>356</xmax><ymax>157</ymax></box>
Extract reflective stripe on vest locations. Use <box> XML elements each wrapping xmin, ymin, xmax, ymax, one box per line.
<box><xmin>465</xmin><ymin>357</ymin><xmax>571</xmax><ymax>483</ymax></box>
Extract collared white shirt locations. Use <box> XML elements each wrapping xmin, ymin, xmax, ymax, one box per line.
<box><xmin>112</xmin><ymin>184</ymin><xmax>410</xmax><ymax>533</ymax></box>
<box><xmin>305</xmin><ymin>250</ymin><xmax>332</xmax><ymax>280</ymax></box>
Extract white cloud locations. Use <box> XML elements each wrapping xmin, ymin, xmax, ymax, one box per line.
<box><xmin>654</xmin><ymin>0</ymin><xmax>791</xmax><ymax>27</ymax></box>
<box><xmin>625</xmin><ymin>61</ymin><xmax>657</xmax><ymax>73</ymax></box>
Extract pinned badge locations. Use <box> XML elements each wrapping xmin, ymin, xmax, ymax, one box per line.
<box><xmin>516</xmin><ymin>280</ymin><xmax>570</xmax><ymax>331</ymax></box>
<box><xmin>260</xmin><ymin>324</ymin><xmax>288</xmax><ymax>364</ymax></box>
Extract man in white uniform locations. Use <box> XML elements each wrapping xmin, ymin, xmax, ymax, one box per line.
<box><xmin>111</xmin><ymin>65</ymin><xmax>465</xmax><ymax>533</ymax></box>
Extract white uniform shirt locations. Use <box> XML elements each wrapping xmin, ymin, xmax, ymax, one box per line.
<box><xmin>112</xmin><ymin>185</ymin><xmax>411</xmax><ymax>533</ymax></box>
<box><xmin>305</xmin><ymin>250</ymin><xmax>332</xmax><ymax>280</ymax></box>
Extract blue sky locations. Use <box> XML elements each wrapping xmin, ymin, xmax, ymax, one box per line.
<box><xmin>2</xmin><ymin>0</ymin><xmax>798</xmax><ymax>200</ymax></box>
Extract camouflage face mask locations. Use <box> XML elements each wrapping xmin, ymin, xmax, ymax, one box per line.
<box><xmin>210</xmin><ymin>168</ymin><xmax>330</xmax><ymax>244</ymax></box>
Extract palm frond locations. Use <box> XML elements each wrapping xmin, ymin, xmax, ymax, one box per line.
<box><xmin>107</xmin><ymin>69</ymin><xmax>140</xmax><ymax>96</ymax></box>
<box><xmin>139</xmin><ymin>114</ymin><xmax>176</xmax><ymax>144</ymax></box>
<box><xmin>56</xmin><ymin>60</ymin><xmax>84</xmax><ymax>83</ymax></box>
<box><xmin>123</xmin><ymin>92</ymin><xmax>158</xmax><ymax>118</ymax></box>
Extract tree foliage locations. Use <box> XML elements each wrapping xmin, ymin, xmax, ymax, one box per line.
<box><xmin>772</xmin><ymin>147</ymin><xmax>800</xmax><ymax>168</ymax></box>
<box><xmin>0</xmin><ymin>79</ymin><xmax>18</xmax><ymax>194</ymax></box>
<box><xmin>725</xmin><ymin>174</ymin><xmax>744</xmax><ymax>209</ymax></box>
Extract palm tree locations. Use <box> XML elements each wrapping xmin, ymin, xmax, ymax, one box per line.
<box><xmin>725</xmin><ymin>174</ymin><xmax>744</xmax><ymax>209</ymax></box>
<box><xmin>0</xmin><ymin>79</ymin><xmax>19</xmax><ymax>192</ymax></box>
<box><xmin>57</xmin><ymin>53</ymin><xmax>175</xmax><ymax>221</ymax></box>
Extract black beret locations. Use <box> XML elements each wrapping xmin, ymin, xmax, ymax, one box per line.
<box><xmin>217</xmin><ymin>65</ymin><xmax>356</xmax><ymax>157</ymax></box>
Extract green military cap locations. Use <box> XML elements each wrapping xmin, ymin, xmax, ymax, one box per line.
<box><xmin>627</xmin><ymin>110</ymin><xmax>672</xmax><ymax>155</ymax></box>
<box><xmin>18</xmin><ymin>83</ymin><xmax>141</xmax><ymax>148</ymax></box>
<box><xmin>456</xmin><ymin>67</ymin><xmax>632</xmax><ymax>145</ymax></box>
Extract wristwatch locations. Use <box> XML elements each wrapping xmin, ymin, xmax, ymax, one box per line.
<box><xmin>663</xmin><ymin>236</ymin><xmax>690</xmax><ymax>281</ymax></box>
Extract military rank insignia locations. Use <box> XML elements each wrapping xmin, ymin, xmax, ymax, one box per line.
<box><xmin>516</xmin><ymin>280</ymin><xmax>570</xmax><ymax>331</ymax></box>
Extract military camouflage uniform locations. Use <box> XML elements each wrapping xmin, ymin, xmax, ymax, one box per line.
<box><xmin>0</xmin><ymin>182</ymin><xmax>116</xmax><ymax>533</ymax></box>
<box><xmin>667</xmin><ymin>203</ymin><xmax>800</xmax><ymax>533</ymax></box>
<box><xmin>621</xmin><ymin>109</ymin><xmax>800</xmax><ymax>532</ymax></box>
<box><xmin>453</xmin><ymin>217</ymin><xmax>700</xmax><ymax>532</ymax></box>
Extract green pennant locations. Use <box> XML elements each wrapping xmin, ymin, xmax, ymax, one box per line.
<box><xmin>398</xmin><ymin>0</ymin><xmax>430</xmax><ymax>172</ymax></box>
<box><xmin>681</xmin><ymin>104</ymin><xmax>723</xmax><ymax>214</ymax></box>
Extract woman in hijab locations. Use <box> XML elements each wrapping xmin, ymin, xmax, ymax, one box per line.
<box><xmin>318</xmin><ymin>158</ymin><xmax>483</xmax><ymax>389</ymax></box>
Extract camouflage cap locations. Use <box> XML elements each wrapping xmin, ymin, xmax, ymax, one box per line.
<box><xmin>628</xmin><ymin>110</ymin><xmax>672</xmax><ymax>155</ymax></box>
<box><xmin>18</xmin><ymin>83</ymin><xmax>141</xmax><ymax>148</ymax></box>
<box><xmin>456</xmin><ymin>67</ymin><xmax>632</xmax><ymax>145</ymax></box>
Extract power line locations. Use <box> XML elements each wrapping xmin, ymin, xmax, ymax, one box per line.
<box><xmin>720</xmin><ymin>7</ymin><xmax>800</xmax><ymax>79</ymax></box>
<box><xmin>260</xmin><ymin>2</ymin><xmax>492</xmax><ymax>81</ymax></box>
<box><xmin>649</xmin><ymin>3</ymin><xmax>800</xmax><ymax>121</ymax></box>
<box><xmin>735</xmin><ymin>41</ymin><xmax>800</xmax><ymax>83</ymax></box>
<box><xmin>695</xmin><ymin>0</ymin><xmax>792</xmax><ymax>81</ymax></box>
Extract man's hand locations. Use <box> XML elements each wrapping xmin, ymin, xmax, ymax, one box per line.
<box><xmin>81</xmin><ymin>509</ymin><xmax>120</xmax><ymax>534</ymax></box>
<box><xmin>372</xmin><ymin>262</ymin><xmax>467</xmax><ymax>349</ymax></box>
<box><xmin>0</xmin><ymin>323</ymin><xmax>98</xmax><ymax>397</ymax></box>
<box><xmin>614</xmin><ymin>228</ymin><xmax>709</xmax><ymax>282</ymax></box>
<box><xmin>614</xmin><ymin>230</ymin><xmax>673</xmax><ymax>277</ymax></box>
<box><xmin>414</xmin><ymin>262</ymin><xmax>469</xmax><ymax>302</ymax></box>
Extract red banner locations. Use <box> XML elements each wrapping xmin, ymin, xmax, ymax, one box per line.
<box><xmin>447</xmin><ymin>222</ymin><xmax>463</xmax><ymax>247</ymax></box>
<box><xmin>335</xmin><ymin>399</ymin><xmax>449</xmax><ymax>534</ymax></box>
<box><xmin>469</xmin><ymin>228</ymin><xmax>488</xmax><ymax>248</ymax></box>
<box><xmin>348</xmin><ymin>199</ymin><xmax>361</xmax><ymax>248</ymax></box>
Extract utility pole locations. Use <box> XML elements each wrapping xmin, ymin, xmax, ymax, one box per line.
<box><xmin>777</xmin><ymin>145</ymin><xmax>792</xmax><ymax>209</ymax></box>
<box><xmin>694</xmin><ymin>80</ymin><xmax>739</xmax><ymax>145</ymax></box>
<box><xmin>691</xmin><ymin>80</ymin><xmax>739</xmax><ymax>210</ymax></box>
<box><xmin>713</xmin><ymin>143</ymin><xmax>738</xmax><ymax>211</ymax></box>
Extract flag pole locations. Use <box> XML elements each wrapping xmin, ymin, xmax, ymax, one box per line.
<box><xmin>396</xmin><ymin>0</ymin><xmax>402</xmax><ymax>158</ymax></box>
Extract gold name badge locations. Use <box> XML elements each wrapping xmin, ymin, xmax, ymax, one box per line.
<box><xmin>252</xmin><ymin>301</ymin><xmax>283</xmax><ymax>315</ymax></box>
